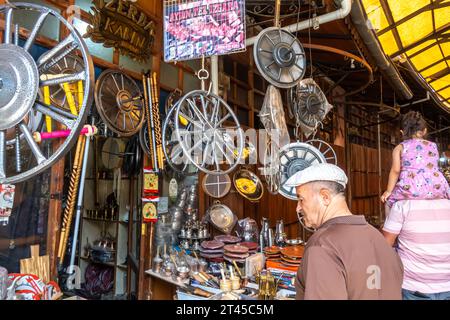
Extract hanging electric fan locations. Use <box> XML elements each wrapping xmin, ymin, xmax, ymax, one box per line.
<box><xmin>94</xmin><ymin>69</ymin><xmax>145</xmax><ymax>137</ymax></box>
<box><xmin>279</xmin><ymin>142</ymin><xmax>326</xmax><ymax>200</ymax></box>
<box><xmin>254</xmin><ymin>27</ymin><xmax>306</xmax><ymax>89</ymax></box>
<box><xmin>295</xmin><ymin>78</ymin><xmax>333</xmax><ymax>137</ymax></box>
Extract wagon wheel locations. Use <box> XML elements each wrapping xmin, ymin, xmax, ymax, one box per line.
<box><xmin>0</xmin><ymin>2</ymin><xmax>94</xmax><ymax>183</ymax></box>
<box><xmin>95</xmin><ymin>69</ymin><xmax>144</xmax><ymax>137</ymax></box>
<box><xmin>173</xmin><ymin>90</ymin><xmax>244</xmax><ymax>175</ymax></box>
<box><xmin>305</xmin><ymin>139</ymin><xmax>337</xmax><ymax>164</ymax></box>
<box><xmin>161</xmin><ymin>101</ymin><xmax>198</xmax><ymax>176</ymax></box>
<box><xmin>279</xmin><ymin>142</ymin><xmax>326</xmax><ymax>200</ymax></box>
<box><xmin>46</xmin><ymin>53</ymin><xmax>84</xmax><ymax>111</ymax></box>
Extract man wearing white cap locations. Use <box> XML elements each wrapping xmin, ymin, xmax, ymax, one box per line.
<box><xmin>284</xmin><ymin>163</ymin><xmax>403</xmax><ymax>300</ymax></box>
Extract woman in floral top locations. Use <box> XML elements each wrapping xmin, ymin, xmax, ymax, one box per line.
<box><xmin>381</xmin><ymin>111</ymin><xmax>450</xmax><ymax>208</ymax></box>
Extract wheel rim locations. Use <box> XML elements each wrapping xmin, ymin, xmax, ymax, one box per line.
<box><xmin>174</xmin><ymin>90</ymin><xmax>244</xmax><ymax>175</ymax></box>
<box><xmin>0</xmin><ymin>2</ymin><xmax>94</xmax><ymax>183</ymax></box>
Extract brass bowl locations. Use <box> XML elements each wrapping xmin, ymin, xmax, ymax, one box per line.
<box><xmin>233</xmin><ymin>169</ymin><xmax>264</xmax><ymax>202</ymax></box>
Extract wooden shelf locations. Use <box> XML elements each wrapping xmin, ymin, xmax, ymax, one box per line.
<box><xmin>80</xmin><ymin>256</ymin><xmax>115</xmax><ymax>268</ymax></box>
<box><xmin>145</xmin><ymin>269</ymin><xmax>188</xmax><ymax>287</ymax></box>
<box><xmin>83</xmin><ymin>217</ymin><xmax>119</xmax><ymax>223</ymax></box>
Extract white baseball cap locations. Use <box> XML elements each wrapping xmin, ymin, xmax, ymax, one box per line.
<box><xmin>283</xmin><ymin>163</ymin><xmax>348</xmax><ymax>188</ymax></box>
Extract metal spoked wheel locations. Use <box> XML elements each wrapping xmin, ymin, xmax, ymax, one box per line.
<box><xmin>262</xmin><ymin>136</ymin><xmax>281</xmax><ymax>195</ymax></box>
<box><xmin>0</xmin><ymin>2</ymin><xmax>94</xmax><ymax>184</ymax></box>
<box><xmin>164</xmin><ymin>88</ymin><xmax>183</xmax><ymax>114</ymax></box>
<box><xmin>173</xmin><ymin>90</ymin><xmax>244</xmax><ymax>175</ymax></box>
<box><xmin>254</xmin><ymin>27</ymin><xmax>306</xmax><ymax>88</ymax></box>
<box><xmin>279</xmin><ymin>142</ymin><xmax>326</xmax><ymax>200</ymax></box>
<box><xmin>161</xmin><ymin>101</ymin><xmax>198</xmax><ymax>176</ymax></box>
<box><xmin>95</xmin><ymin>69</ymin><xmax>144</xmax><ymax>137</ymax></box>
<box><xmin>305</xmin><ymin>139</ymin><xmax>337</xmax><ymax>165</ymax></box>
<box><xmin>47</xmin><ymin>54</ymin><xmax>84</xmax><ymax>111</ymax></box>
<box><xmin>295</xmin><ymin>78</ymin><xmax>330</xmax><ymax>128</ymax></box>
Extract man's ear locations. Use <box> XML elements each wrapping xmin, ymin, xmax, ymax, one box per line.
<box><xmin>319</xmin><ymin>188</ymin><xmax>332</xmax><ymax>205</ymax></box>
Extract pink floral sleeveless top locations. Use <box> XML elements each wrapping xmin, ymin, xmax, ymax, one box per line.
<box><xmin>387</xmin><ymin>139</ymin><xmax>450</xmax><ymax>207</ymax></box>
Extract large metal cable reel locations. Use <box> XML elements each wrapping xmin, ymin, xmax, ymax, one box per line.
<box><xmin>161</xmin><ymin>101</ymin><xmax>198</xmax><ymax>176</ymax></box>
<box><xmin>295</xmin><ymin>78</ymin><xmax>333</xmax><ymax>130</ymax></box>
<box><xmin>254</xmin><ymin>27</ymin><xmax>306</xmax><ymax>88</ymax></box>
<box><xmin>94</xmin><ymin>69</ymin><xmax>144</xmax><ymax>137</ymax></box>
<box><xmin>173</xmin><ymin>90</ymin><xmax>244</xmax><ymax>175</ymax></box>
<box><xmin>279</xmin><ymin>142</ymin><xmax>326</xmax><ymax>200</ymax></box>
<box><xmin>0</xmin><ymin>2</ymin><xmax>94</xmax><ymax>184</ymax></box>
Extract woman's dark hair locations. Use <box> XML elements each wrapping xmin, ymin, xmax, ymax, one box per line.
<box><xmin>401</xmin><ymin>111</ymin><xmax>427</xmax><ymax>138</ymax></box>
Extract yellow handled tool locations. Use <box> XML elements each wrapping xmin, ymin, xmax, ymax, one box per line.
<box><xmin>43</xmin><ymin>86</ymin><xmax>52</xmax><ymax>133</ymax></box>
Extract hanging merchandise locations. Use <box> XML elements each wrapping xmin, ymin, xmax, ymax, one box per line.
<box><xmin>142</xmin><ymin>72</ymin><xmax>165</xmax><ymax>172</ymax></box>
<box><xmin>204</xmin><ymin>201</ymin><xmax>237</xmax><ymax>235</ymax></box>
<box><xmin>94</xmin><ymin>69</ymin><xmax>145</xmax><ymax>137</ymax></box>
<box><xmin>278</xmin><ymin>142</ymin><xmax>326</xmax><ymax>200</ymax></box>
<box><xmin>122</xmin><ymin>135</ymin><xmax>142</xmax><ymax>177</ymax></box>
<box><xmin>172</xmin><ymin>90</ymin><xmax>244</xmax><ymax>175</ymax></box>
<box><xmin>46</xmin><ymin>54</ymin><xmax>84</xmax><ymax>113</ymax></box>
<box><xmin>163</xmin><ymin>0</ymin><xmax>246</xmax><ymax>62</ymax></box>
<box><xmin>0</xmin><ymin>184</ymin><xmax>15</xmax><ymax>225</ymax></box>
<box><xmin>100</xmin><ymin>137</ymin><xmax>126</xmax><ymax>171</ymax></box>
<box><xmin>233</xmin><ymin>168</ymin><xmax>264</xmax><ymax>202</ymax></box>
<box><xmin>305</xmin><ymin>139</ymin><xmax>337</xmax><ymax>165</ymax></box>
<box><xmin>143</xmin><ymin>167</ymin><xmax>159</xmax><ymax>194</ymax></box>
<box><xmin>202</xmin><ymin>173</ymin><xmax>231</xmax><ymax>199</ymax></box>
<box><xmin>164</xmin><ymin>88</ymin><xmax>183</xmax><ymax>115</ymax></box>
<box><xmin>162</xmin><ymin>101</ymin><xmax>198</xmax><ymax>176</ymax></box>
<box><xmin>293</xmin><ymin>78</ymin><xmax>333</xmax><ymax>138</ymax></box>
<box><xmin>258</xmin><ymin>85</ymin><xmax>289</xmax><ymax>195</ymax></box>
<box><xmin>0</xmin><ymin>2</ymin><xmax>94</xmax><ymax>184</ymax></box>
<box><xmin>254</xmin><ymin>27</ymin><xmax>306</xmax><ymax>89</ymax></box>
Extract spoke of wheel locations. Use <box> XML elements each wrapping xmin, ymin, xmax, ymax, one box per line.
<box><xmin>19</xmin><ymin>123</ymin><xmax>46</xmax><ymax>164</ymax></box>
<box><xmin>186</xmin><ymin>98</ymin><xmax>211</xmax><ymax>127</ymax></box>
<box><xmin>175</xmin><ymin>136</ymin><xmax>205</xmax><ymax>160</ymax></box>
<box><xmin>259</xmin><ymin>48</ymin><xmax>273</xmax><ymax>55</ymax></box>
<box><xmin>209</xmin><ymin>99</ymin><xmax>219</xmax><ymax>123</ymax></box>
<box><xmin>170</xmin><ymin>145</ymin><xmax>183</xmax><ymax>160</ymax></box>
<box><xmin>0</xmin><ymin>131</ymin><xmax>6</xmax><ymax>179</ymax></box>
<box><xmin>37</xmin><ymin>35</ymin><xmax>75</xmax><ymax>69</ymax></box>
<box><xmin>122</xmin><ymin>113</ymin><xmax>126</xmax><ymax>130</ymax></box>
<box><xmin>288</xmin><ymin>69</ymin><xmax>295</xmax><ymax>82</ymax></box>
<box><xmin>121</xmin><ymin>74</ymin><xmax>125</xmax><ymax>90</ymax></box>
<box><xmin>23</xmin><ymin>10</ymin><xmax>50</xmax><ymax>51</ymax></box>
<box><xmin>201</xmin><ymin>140</ymin><xmax>212</xmax><ymax>167</ymax></box>
<box><xmin>112</xmin><ymin>74</ymin><xmax>121</xmax><ymax>92</ymax></box>
<box><xmin>35</xmin><ymin>102</ymin><xmax>77</xmax><ymax>129</ymax></box>
<box><xmin>214</xmin><ymin>113</ymin><xmax>231</xmax><ymax>128</ymax></box>
<box><xmin>214</xmin><ymin>133</ymin><xmax>236</xmax><ymax>162</ymax></box>
<box><xmin>3</xmin><ymin>7</ymin><xmax>13</xmax><ymax>44</ymax></box>
<box><xmin>293</xmin><ymin>63</ymin><xmax>304</xmax><ymax>73</ymax></box>
<box><xmin>178</xmin><ymin>112</ymin><xmax>202</xmax><ymax>130</ymax></box>
<box><xmin>178</xmin><ymin>129</ymin><xmax>204</xmax><ymax>136</ymax></box>
<box><xmin>113</xmin><ymin>110</ymin><xmax>120</xmax><ymax>125</ymax></box>
<box><xmin>51</xmin><ymin>86</ymin><xmax>63</xmax><ymax>98</ymax></box>
<box><xmin>265</xmin><ymin>60</ymin><xmax>275</xmax><ymax>70</ymax></box>
<box><xmin>214</xmin><ymin>141</ymin><xmax>233</xmax><ymax>165</ymax></box>
<box><xmin>277</xmin><ymin>68</ymin><xmax>282</xmax><ymax>81</ymax></box>
<box><xmin>212</xmin><ymin>142</ymin><xmax>220</xmax><ymax>171</ymax></box>
<box><xmin>199</xmin><ymin>94</ymin><xmax>209</xmax><ymax>118</ymax></box>
<box><xmin>127</xmin><ymin>113</ymin><xmax>135</xmax><ymax>129</ymax></box>
<box><xmin>264</xmin><ymin>33</ymin><xmax>276</xmax><ymax>47</ymax></box>
<box><xmin>40</xmin><ymin>71</ymin><xmax>85</xmax><ymax>87</ymax></box>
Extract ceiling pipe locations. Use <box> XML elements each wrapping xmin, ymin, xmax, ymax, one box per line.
<box><xmin>212</xmin><ymin>0</ymin><xmax>352</xmax><ymax>95</ymax></box>
<box><xmin>246</xmin><ymin>0</ymin><xmax>352</xmax><ymax>47</ymax></box>
<box><xmin>350</xmin><ymin>0</ymin><xmax>414</xmax><ymax>100</ymax></box>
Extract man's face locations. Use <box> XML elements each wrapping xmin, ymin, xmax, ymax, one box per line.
<box><xmin>296</xmin><ymin>183</ymin><xmax>323</xmax><ymax>229</ymax></box>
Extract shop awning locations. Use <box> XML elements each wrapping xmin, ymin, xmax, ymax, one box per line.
<box><xmin>361</xmin><ymin>0</ymin><xmax>450</xmax><ymax>110</ymax></box>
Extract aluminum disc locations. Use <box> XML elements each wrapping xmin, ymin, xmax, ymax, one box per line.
<box><xmin>0</xmin><ymin>44</ymin><xmax>39</xmax><ymax>130</ymax></box>
<box><xmin>279</xmin><ymin>142</ymin><xmax>326</xmax><ymax>200</ymax></box>
<box><xmin>202</xmin><ymin>173</ymin><xmax>231</xmax><ymax>198</ymax></box>
<box><xmin>296</xmin><ymin>79</ymin><xmax>330</xmax><ymax>128</ymax></box>
<box><xmin>254</xmin><ymin>27</ymin><xmax>306</xmax><ymax>89</ymax></box>
<box><xmin>95</xmin><ymin>69</ymin><xmax>144</xmax><ymax>137</ymax></box>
